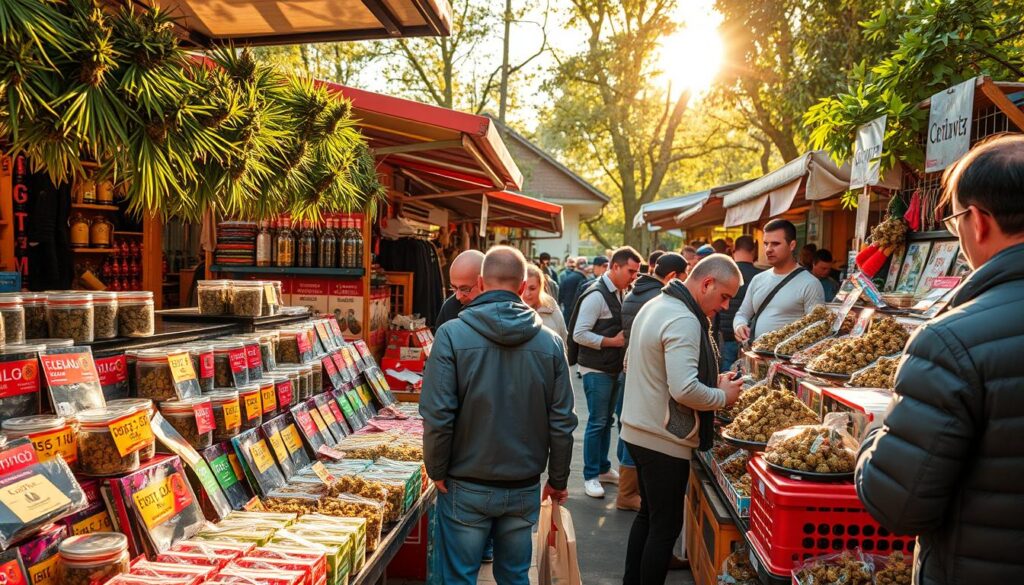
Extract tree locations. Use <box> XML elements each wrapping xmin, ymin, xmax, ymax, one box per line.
<box><xmin>253</xmin><ymin>43</ymin><xmax>382</xmax><ymax>86</ymax></box>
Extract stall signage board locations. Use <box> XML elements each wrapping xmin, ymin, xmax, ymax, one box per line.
<box><xmin>850</xmin><ymin>115</ymin><xmax>887</xmax><ymax>189</ymax></box>
<box><xmin>855</xmin><ymin>272</ymin><xmax>886</xmax><ymax>307</ymax></box>
<box><xmin>833</xmin><ymin>282</ymin><xmax>864</xmax><ymax>333</ymax></box>
<box><xmin>926</xmin><ymin>78</ymin><xmax>976</xmax><ymax>172</ymax></box>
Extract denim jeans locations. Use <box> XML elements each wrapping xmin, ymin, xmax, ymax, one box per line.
<box><xmin>720</xmin><ymin>340</ymin><xmax>740</xmax><ymax>373</ymax></box>
<box><xmin>583</xmin><ymin>372</ymin><xmax>620</xmax><ymax>480</ymax></box>
<box><xmin>614</xmin><ymin>372</ymin><xmax>634</xmax><ymax>467</ymax></box>
<box><xmin>436</xmin><ymin>480</ymin><xmax>540</xmax><ymax>585</ymax></box>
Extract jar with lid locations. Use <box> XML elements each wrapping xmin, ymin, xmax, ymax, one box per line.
<box><xmin>258</xmin><ymin>332</ymin><xmax>278</xmax><ymax>373</ymax></box>
<box><xmin>271</xmin><ymin>370</ymin><xmax>299</xmax><ymax>409</ymax></box>
<box><xmin>229</xmin><ymin>281</ymin><xmax>263</xmax><ymax>318</ymax></box>
<box><xmin>275</xmin><ymin>329</ymin><xmax>302</xmax><ymax>364</ymax></box>
<box><xmin>235</xmin><ymin>383</ymin><xmax>263</xmax><ymax>430</ymax></box>
<box><xmin>275</xmin><ymin>218</ymin><xmax>295</xmax><ymax>267</ymax></box>
<box><xmin>230</xmin><ymin>336</ymin><xmax>262</xmax><ymax>381</ymax></box>
<box><xmin>70</xmin><ymin>213</ymin><xmax>91</xmax><ymax>248</ymax></box>
<box><xmin>197</xmin><ymin>280</ymin><xmax>232</xmax><ymax>315</ymax></box>
<box><xmin>0</xmin><ymin>344</ymin><xmax>44</xmax><ymax>420</ymax></box>
<box><xmin>91</xmin><ymin>291</ymin><xmax>118</xmax><ymax>340</ymax></box>
<box><xmin>258</xmin><ymin>280</ymin><xmax>280</xmax><ymax>316</ymax></box>
<box><xmin>159</xmin><ymin>397</ymin><xmax>213</xmax><ymax>449</ymax></box>
<box><xmin>105</xmin><ymin>398</ymin><xmax>156</xmax><ymax>461</ymax></box>
<box><xmin>46</xmin><ymin>292</ymin><xmax>93</xmax><ymax>343</ymax></box>
<box><xmin>22</xmin><ymin>293</ymin><xmax>47</xmax><ymax>339</ymax></box>
<box><xmin>76</xmin><ymin>407</ymin><xmax>141</xmax><ymax>476</ymax></box>
<box><xmin>213</xmin><ymin>342</ymin><xmax>248</xmax><ymax>388</ymax></box>
<box><xmin>116</xmin><ymin>291</ymin><xmax>154</xmax><ymax>337</ymax></box>
<box><xmin>207</xmin><ymin>390</ymin><xmax>241</xmax><ymax>441</ymax></box>
<box><xmin>134</xmin><ymin>349</ymin><xmax>177</xmax><ymax>401</ymax></box>
<box><xmin>58</xmin><ymin>532</ymin><xmax>130</xmax><ymax>584</ymax></box>
<box><xmin>309</xmin><ymin>360</ymin><xmax>323</xmax><ymax>395</ymax></box>
<box><xmin>2</xmin><ymin>415</ymin><xmax>76</xmax><ymax>468</ymax></box>
<box><xmin>76</xmin><ymin>176</ymin><xmax>96</xmax><ymax>204</ymax></box>
<box><xmin>89</xmin><ymin>216</ymin><xmax>113</xmax><ymax>248</ymax></box>
<box><xmin>97</xmin><ymin>180</ymin><xmax>114</xmax><ymax>204</ymax></box>
<box><xmin>258</xmin><ymin>378</ymin><xmax>278</xmax><ymax>418</ymax></box>
<box><xmin>0</xmin><ymin>293</ymin><xmax>25</xmax><ymax>343</ymax></box>
<box><xmin>184</xmin><ymin>344</ymin><xmax>215</xmax><ymax>392</ymax></box>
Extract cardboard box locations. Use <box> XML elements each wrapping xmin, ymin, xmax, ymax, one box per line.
<box><xmin>292</xmin><ymin>278</ymin><xmax>330</xmax><ymax>316</ymax></box>
<box><xmin>328</xmin><ymin>281</ymin><xmax>364</xmax><ymax>340</ymax></box>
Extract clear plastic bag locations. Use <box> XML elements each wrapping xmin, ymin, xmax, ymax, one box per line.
<box><xmin>871</xmin><ymin>550</ymin><xmax>912</xmax><ymax>585</ymax></box>
<box><xmin>0</xmin><ymin>452</ymin><xmax>87</xmax><ymax>550</ymax></box>
<box><xmin>764</xmin><ymin>413</ymin><xmax>859</xmax><ymax>475</ymax></box>
<box><xmin>717</xmin><ymin>546</ymin><xmax>758</xmax><ymax>584</ymax></box>
<box><xmin>718</xmin><ymin>450</ymin><xmax>751</xmax><ymax>496</ymax></box>
<box><xmin>848</xmin><ymin>354</ymin><xmax>901</xmax><ymax>389</ymax></box>
<box><xmin>793</xmin><ymin>548</ymin><xmax>875</xmax><ymax>585</ymax></box>
<box><xmin>790</xmin><ymin>335</ymin><xmax>849</xmax><ymax>366</ymax></box>
<box><xmin>751</xmin><ymin>305</ymin><xmax>834</xmax><ymax>352</ymax></box>
<box><xmin>719</xmin><ymin>382</ymin><xmax>776</xmax><ymax>421</ymax></box>
<box><xmin>773</xmin><ymin>319</ymin><xmax>834</xmax><ymax>357</ymax></box>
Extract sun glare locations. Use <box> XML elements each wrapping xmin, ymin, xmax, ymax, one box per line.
<box><xmin>656</xmin><ymin>17</ymin><xmax>724</xmax><ymax>96</ymax></box>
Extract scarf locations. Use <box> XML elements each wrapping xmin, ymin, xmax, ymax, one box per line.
<box><xmin>661</xmin><ymin>279</ymin><xmax>719</xmax><ymax>451</ymax></box>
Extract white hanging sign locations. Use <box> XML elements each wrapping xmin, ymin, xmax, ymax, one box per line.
<box><xmin>850</xmin><ymin>114</ymin><xmax>887</xmax><ymax>189</ymax></box>
<box><xmin>925</xmin><ymin>78</ymin><xmax>976</xmax><ymax>173</ymax></box>
<box><xmin>480</xmin><ymin>194</ymin><xmax>489</xmax><ymax>234</ymax></box>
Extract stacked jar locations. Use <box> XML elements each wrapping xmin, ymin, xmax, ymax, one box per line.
<box><xmin>272</xmin><ymin>370</ymin><xmax>299</xmax><ymax>410</ymax></box>
<box><xmin>58</xmin><ymin>533</ymin><xmax>130</xmax><ymax>583</ymax></box>
<box><xmin>0</xmin><ymin>293</ymin><xmax>24</xmax><ymax>343</ymax></box>
<box><xmin>22</xmin><ymin>293</ymin><xmax>47</xmax><ymax>339</ymax></box>
<box><xmin>133</xmin><ymin>349</ymin><xmax>178</xmax><ymax>402</ymax></box>
<box><xmin>76</xmin><ymin>406</ymin><xmax>140</xmax><ymax>476</ymax></box>
<box><xmin>213</xmin><ymin>342</ymin><xmax>248</xmax><ymax>388</ymax></box>
<box><xmin>2</xmin><ymin>415</ymin><xmax>76</xmax><ymax>469</ymax></box>
<box><xmin>275</xmin><ymin>329</ymin><xmax>302</xmax><ymax>364</ymax></box>
<box><xmin>230</xmin><ymin>281</ymin><xmax>264</xmax><ymax>317</ymax></box>
<box><xmin>184</xmin><ymin>344</ymin><xmax>215</xmax><ymax>392</ymax></box>
<box><xmin>207</xmin><ymin>390</ymin><xmax>241</xmax><ymax>441</ymax></box>
<box><xmin>117</xmin><ymin>291</ymin><xmax>154</xmax><ymax>337</ymax></box>
<box><xmin>105</xmin><ymin>398</ymin><xmax>156</xmax><ymax>462</ymax></box>
<box><xmin>159</xmin><ymin>397</ymin><xmax>213</xmax><ymax>449</ymax></box>
<box><xmin>197</xmin><ymin>280</ymin><xmax>232</xmax><ymax>315</ymax></box>
<box><xmin>46</xmin><ymin>292</ymin><xmax>92</xmax><ymax>343</ymax></box>
<box><xmin>92</xmin><ymin>291</ymin><xmax>118</xmax><ymax>340</ymax></box>
<box><xmin>258</xmin><ymin>332</ymin><xmax>278</xmax><ymax>373</ymax></box>
<box><xmin>259</xmin><ymin>378</ymin><xmax>279</xmax><ymax>419</ymax></box>
<box><xmin>236</xmin><ymin>383</ymin><xmax>263</xmax><ymax>431</ymax></box>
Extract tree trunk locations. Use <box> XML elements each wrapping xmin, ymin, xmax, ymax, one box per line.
<box><xmin>498</xmin><ymin>0</ymin><xmax>512</xmax><ymax>123</ymax></box>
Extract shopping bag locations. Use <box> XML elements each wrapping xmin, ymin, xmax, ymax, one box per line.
<box><xmin>535</xmin><ymin>499</ymin><xmax>582</xmax><ymax>585</ymax></box>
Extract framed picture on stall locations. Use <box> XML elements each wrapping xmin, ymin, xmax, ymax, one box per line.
<box><xmin>895</xmin><ymin>241</ymin><xmax>932</xmax><ymax>294</ymax></box>
<box><xmin>951</xmin><ymin>250</ymin><xmax>972</xmax><ymax>279</ymax></box>
<box><xmin>915</xmin><ymin>241</ymin><xmax>960</xmax><ymax>297</ymax></box>
<box><xmin>884</xmin><ymin>245</ymin><xmax>906</xmax><ymax>292</ymax></box>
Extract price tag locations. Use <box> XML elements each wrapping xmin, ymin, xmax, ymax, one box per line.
<box><xmin>261</xmin><ymin>385</ymin><xmax>277</xmax><ymax>415</ymax></box>
<box><xmin>193</xmin><ymin>401</ymin><xmax>216</xmax><ymax>435</ymax></box>
<box><xmin>264</xmin><ymin>283</ymin><xmax>278</xmax><ymax>305</ymax></box>
<box><xmin>222</xmin><ymin>400</ymin><xmax>241</xmax><ymax>429</ymax></box>
<box><xmin>296</xmin><ymin>332</ymin><xmax>312</xmax><ymax>355</ymax></box>
<box><xmin>109</xmin><ymin>410</ymin><xmax>154</xmax><ymax>456</ymax></box>
<box><xmin>267</xmin><ymin>432</ymin><xmax>289</xmax><ymax>464</ymax></box>
<box><xmin>250</xmin><ymin>439</ymin><xmax>274</xmax><ymax>473</ymax></box>
<box><xmin>243</xmin><ymin>497</ymin><xmax>267</xmax><ymax>512</ymax></box>
<box><xmin>167</xmin><ymin>352</ymin><xmax>197</xmax><ymax>384</ymax></box>
<box><xmin>0</xmin><ymin>474</ymin><xmax>71</xmax><ymax>523</ymax></box>
<box><xmin>39</xmin><ymin>351</ymin><xmax>99</xmax><ymax>388</ymax></box>
<box><xmin>309</xmin><ymin>408</ymin><xmax>328</xmax><ymax>432</ymax></box>
<box><xmin>72</xmin><ymin>508</ymin><xmax>113</xmax><ymax>535</ymax></box>
<box><xmin>28</xmin><ymin>553</ymin><xmax>59</xmax><ymax>585</ymax></box>
<box><xmin>281</xmin><ymin>424</ymin><xmax>304</xmax><ymax>454</ymax></box>
<box><xmin>243</xmin><ymin>392</ymin><xmax>262</xmax><ymax>421</ymax></box>
<box><xmin>209</xmin><ymin>454</ymin><xmax>239</xmax><ymax>490</ymax></box>
<box><xmin>317</xmin><ymin>445</ymin><xmax>345</xmax><ymax>461</ymax></box>
<box><xmin>855</xmin><ymin>272</ymin><xmax>886</xmax><ymax>307</ymax></box>
<box><xmin>28</xmin><ymin>426</ymin><xmax>77</xmax><ymax>465</ymax></box>
<box><xmin>229</xmin><ymin>349</ymin><xmax>248</xmax><ymax>375</ymax></box>
<box><xmin>310</xmin><ymin>461</ymin><xmax>336</xmax><ymax>485</ymax></box>
<box><xmin>244</xmin><ymin>344</ymin><xmax>262</xmax><ymax>371</ymax></box>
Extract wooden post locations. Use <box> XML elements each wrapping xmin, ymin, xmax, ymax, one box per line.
<box><xmin>0</xmin><ymin>157</ymin><xmax>14</xmax><ymax>272</ymax></box>
<box><xmin>142</xmin><ymin>213</ymin><xmax>163</xmax><ymax>309</ymax></box>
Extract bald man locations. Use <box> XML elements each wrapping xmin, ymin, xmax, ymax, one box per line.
<box><xmin>421</xmin><ymin>246</ymin><xmax>577</xmax><ymax>585</ymax></box>
<box><xmin>435</xmin><ymin>250</ymin><xmax>486</xmax><ymax>330</ymax></box>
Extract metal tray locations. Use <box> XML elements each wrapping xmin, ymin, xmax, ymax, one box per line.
<box><xmin>719</xmin><ymin>430</ymin><xmax>768</xmax><ymax>452</ymax></box>
<box><xmin>764</xmin><ymin>461</ymin><xmax>854</xmax><ymax>482</ymax></box>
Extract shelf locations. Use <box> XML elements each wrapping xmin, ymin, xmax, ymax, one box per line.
<box><xmin>72</xmin><ymin>247</ymin><xmax>115</xmax><ymax>254</ymax></box>
<box><xmin>210</xmin><ymin>265</ymin><xmax>365</xmax><ymax>277</ymax></box>
<box><xmin>114</xmin><ymin>231</ymin><xmax>143</xmax><ymax>237</ymax></box>
<box><xmin>72</xmin><ymin>203</ymin><xmax>119</xmax><ymax>211</ymax></box>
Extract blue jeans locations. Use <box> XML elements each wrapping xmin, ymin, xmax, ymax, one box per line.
<box><xmin>720</xmin><ymin>340</ymin><xmax>740</xmax><ymax>373</ymax></box>
<box><xmin>583</xmin><ymin>372</ymin><xmax>620</xmax><ymax>480</ymax></box>
<box><xmin>436</xmin><ymin>480</ymin><xmax>540</xmax><ymax>585</ymax></box>
<box><xmin>615</xmin><ymin>372</ymin><xmax>634</xmax><ymax>467</ymax></box>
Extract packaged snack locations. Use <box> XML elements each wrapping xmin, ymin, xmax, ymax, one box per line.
<box><xmin>0</xmin><ymin>344</ymin><xmax>44</xmax><ymax>421</ymax></box>
<box><xmin>237</xmin><ymin>384</ymin><xmax>264</xmax><ymax>431</ymax></box>
<box><xmin>148</xmin><ymin>414</ymin><xmax>233</xmax><ymax>523</ymax></box>
<box><xmin>118</xmin><ymin>457</ymin><xmax>206</xmax><ymax>554</ymax></box>
<box><xmin>764</xmin><ymin>413</ymin><xmax>859</xmax><ymax>477</ymax></box>
<box><xmin>208</xmin><ymin>390</ymin><xmax>242</xmax><ymax>442</ymax></box>
<box><xmin>64</xmin><ymin>501</ymin><xmax>115</xmax><ymax>535</ymax></box>
<box><xmin>40</xmin><ymin>345</ymin><xmax>105</xmax><ymax>417</ymax></box>
<box><xmin>259</xmin><ymin>334</ymin><xmax>278</xmax><ymax>373</ymax></box>
<box><xmin>231</xmin><ymin>429</ymin><xmax>286</xmax><ymax>497</ymax></box>
<box><xmin>289</xmin><ymin>403</ymin><xmax>327</xmax><ymax>455</ymax></box>
<box><xmin>261</xmin><ymin>416</ymin><xmax>298</xmax><ymax>479</ymax></box>
<box><xmin>96</xmin><ymin>353</ymin><xmax>130</xmax><ymax>401</ymax></box>
<box><xmin>722</xmin><ymin>390</ymin><xmax>818</xmax><ymax>445</ymax></box>
<box><xmin>18</xmin><ymin>522</ymin><xmax>65</xmax><ymax>585</ymax></box>
<box><xmin>57</xmin><ymin>533</ymin><xmax>130</xmax><ymax>585</ymax></box>
<box><xmin>259</xmin><ymin>379</ymin><xmax>279</xmax><ymax>419</ymax></box>
<box><xmin>201</xmin><ymin>443</ymin><xmax>254</xmax><ymax>511</ymax></box>
<box><xmin>244</xmin><ymin>546</ymin><xmax>327</xmax><ymax>585</ymax></box>
<box><xmin>129</xmin><ymin>559</ymin><xmax>218</xmax><ymax>583</ymax></box>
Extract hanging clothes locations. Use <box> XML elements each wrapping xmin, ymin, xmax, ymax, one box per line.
<box><xmin>25</xmin><ymin>172</ymin><xmax>73</xmax><ymax>291</ymax></box>
<box><xmin>378</xmin><ymin>237</ymin><xmax>446</xmax><ymax>327</ymax></box>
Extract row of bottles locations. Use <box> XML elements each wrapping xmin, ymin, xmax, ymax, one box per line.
<box><xmin>256</xmin><ymin>216</ymin><xmax>364</xmax><ymax>269</ymax></box>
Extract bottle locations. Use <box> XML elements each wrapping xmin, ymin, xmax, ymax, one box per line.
<box><xmin>339</xmin><ymin>216</ymin><xmax>354</xmax><ymax>268</ymax></box>
<box><xmin>297</xmin><ymin>219</ymin><xmax>316</xmax><ymax>268</ymax></box>
<box><xmin>270</xmin><ymin>218</ymin><xmax>279</xmax><ymax>267</ymax></box>
<box><xmin>275</xmin><ymin>218</ymin><xmax>294</xmax><ymax>267</ymax></box>
<box><xmin>318</xmin><ymin>218</ymin><xmax>337</xmax><ymax>268</ymax></box>
<box><xmin>256</xmin><ymin>221</ymin><xmax>272</xmax><ymax>267</ymax></box>
<box><xmin>350</xmin><ymin>214</ymin><xmax>364</xmax><ymax>268</ymax></box>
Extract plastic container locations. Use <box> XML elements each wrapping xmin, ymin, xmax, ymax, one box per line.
<box><xmin>0</xmin><ymin>344</ymin><xmax>44</xmax><ymax>420</ymax></box>
<box><xmin>283</xmin><ymin>364</ymin><xmax>312</xmax><ymax>401</ymax></box>
<box><xmin>235</xmin><ymin>383</ymin><xmax>263</xmax><ymax>431</ymax></box>
<box><xmin>275</xmin><ymin>330</ymin><xmax>302</xmax><ymax>364</ymax></box>
<box><xmin>185</xmin><ymin>344</ymin><xmax>215</xmax><ymax>392</ymax></box>
<box><xmin>310</xmin><ymin>361</ymin><xmax>323</xmax><ymax>395</ymax></box>
<box><xmin>232</xmin><ymin>337</ymin><xmax>263</xmax><ymax>381</ymax></box>
<box><xmin>198</xmin><ymin>280</ymin><xmax>232</xmax><ymax>316</ymax></box>
<box><xmin>213</xmin><ymin>342</ymin><xmax>248</xmax><ymax>388</ymax></box>
<box><xmin>259</xmin><ymin>333</ymin><xmax>278</xmax><ymax>373</ymax></box>
<box><xmin>58</xmin><ymin>532</ymin><xmax>130</xmax><ymax>584</ymax></box>
<box><xmin>76</xmin><ymin>407</ymin><xmax>141</xmax><ymax>476</ymax></box>
<box><xmin>160</xmin><ymin>397</ymin><xmax>213</xmax><ymax>449</ymax></box>
<box><xmin>0</xmin><ymin>293</ymin><xmax>25</xmax><ymax>343</ymax></box>
<box><xmin>116</xmin><ymin>291</ymin><xmax>154</xmax><ymax>337</ymax></box>
<box><xmin>259</xmin><ymin>281</ymin><xmax>280</xmax><ymax>316</ymax></box>
<box><xmin>105</xmin><ymin>398</ymin><xmax>156</xmax><ymax>461</ymax></box>
<box><xmin>272</xmin><ymin>370</ymin><xmax>298</xmax><ymax>410</ymax></box>
<box><xmin>2</xmin><ymin>414</ymin><xmax>76</xmax><ymax>468</ymax></box>
<box><xmin>22</xmin><ymin>293</ymin><xmax>48</xmax><ymax>339</ymax></box>
<box><xmin>230</xmin><ymin>281</ymin><xmax>264</xmax><ymax>317</ymax></box>
<box><xmin>208</xmin><ymin>390</ymin><xmax>241</xmax><ymax>442</ymax></box>
<box><xmin>46</xmin><ymin>292</ymin><xmax>94</xmax><ymax>343</ymax></box>
<box><xmin>134</xmin><ymin>349</ymin><xmax>178</xmax><ymax>401</ymax></box>
<box><xmin>259</xmin><ymin>378</ymin><xmax>279</xmax><ymax>418</ymax></box>
<box><xmin>91</xmin><ymin>291</ymin><xmax>118</xmax><ymax>340</ymax></box>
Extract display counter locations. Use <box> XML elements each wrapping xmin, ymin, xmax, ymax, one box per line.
<box><xmin>352</xmin><ymin>486</ymin><xmax>436</xmax><ymax>585</ymax></box>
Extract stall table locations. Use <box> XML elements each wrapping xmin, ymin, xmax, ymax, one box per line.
<box><xmin>352</xmin><ymin>486</ymin><xmax>437</xmax><ymax>585</ymax></box>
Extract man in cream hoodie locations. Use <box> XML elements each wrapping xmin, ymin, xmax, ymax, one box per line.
<box><xmin>620</xmin><ymin>254</ymin><xmax>744</xmax><ymax>585</ymax></box>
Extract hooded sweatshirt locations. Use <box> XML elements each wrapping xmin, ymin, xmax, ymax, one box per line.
<box><xmin>420</xmin><ymin>290</ymin><xmax>578</xmax><ymax>489</ymax></box>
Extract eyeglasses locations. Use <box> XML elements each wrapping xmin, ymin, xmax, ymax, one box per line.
<box><xmin>450</xmin><ymin>284</ymin><xmax>476</xmax><ymax>295</ymax></box>
<box><xmin>942</xmin><ymin>207</ymin><xmax>992</xmax><ymax>237</ymax></box>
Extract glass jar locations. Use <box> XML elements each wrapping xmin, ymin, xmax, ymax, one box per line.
<box><xmin>89</xmin><ymin>216</ymin><xmax>113</xmax><ymax>248</ymax></box>
<box><xmin>212</xmin><ymin>342</ymin><xmax>248</xmax><ymax>388</ymax></box>
<box><xmin>70</xmin><ymin>213</ymin><xmax>91</xmax><ymax>248</ymax></box>
<box><xmin>134</xmin><ymin>349</ymin><xmax>177</xmax><ymax>402</ymax></box>
<box><xmin>258</xmin><ymin>333</ymin><xmax>278</xmax><ymax>373</ymax></box>
<box><xmin>0</xmin><ymin>293</ymin><xmax>24</xmax><ymax>344</ymax></box>
<box><xmin>58</xmin><ymin>533</ymin><xmax>130</xmax><ymax>584</ymax></box>
<box><xmin>105</xmin><ymin>398</ymin><xmax>156</xmax><ymax>461</ymax></box>
<box><xmin>258</xmin><ymin>378</ymin><xmax>278</xmax><ymax>419</ymax></box>
<box><xmin>235</xmin><ymin>383</ymin><xmax>262</xmax><ymax>431</ymax></box>
<box><xmin>208</xmin><ymin>390</ymin><xmax>241</xmax><ymax>442</ymax></box>
<box><xmin>76</xmin><ymin>407</ymin><xmax>141</xmax><ymax>476</ymax></box>
<box><xmin>46</xmin><ymin>292</ymin><xmax>93</xmax><ymax>343</ymax></box>
<box><xmin>230</xmin><ymin>281</ymin><xmax>263</xmax><ymax>318</ymax></box>
<box><xmin>185</xmin><ymin>344</ymin><xmax>215</xmax><ymax>392</ymax></box>
<box><xmin>2</xmin><ymin>415</ymin><xmax>77</xmax><ymax>469</ymax></box>
<box><xmin>159</xmin><ymin>397</ymin><xmax>213</xmax><ymax>450</ymax></box>
<box><xmin>91</xmin><ymin>291</ymin><xmax>118</xmax><ymax>340</ymax></box>
<box><xmin>116</xmin><ymin>291</ymin><xmax>154</xmax><ymax>337</ymax></box>
<box><xmin>97</xmin><ymin>180</ymin><xmax>114</xmax><ymax>205</ymax></box>
<box><xmin>22</xmin><ymin>293</ymin><xmax>47</xmax><ymax>339</ymax></box>
<box><xmin>197</xmin><ymin>280</ymin><xmax>232</xmax><ymax>316</ymax></box>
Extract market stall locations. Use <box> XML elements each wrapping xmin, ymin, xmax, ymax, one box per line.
<box><xmin>632</xmin><ymin>181</ymin><xmax>750</xmax><ymax>242</ymax></box>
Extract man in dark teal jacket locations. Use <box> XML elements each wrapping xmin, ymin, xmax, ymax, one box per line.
<box><xmin>857</xmin><ymin>135</ymin><xmax>1024</xmax><ymax>584</ymax></box>
<box><xmin>421</xmin><ymin>246</ymin><xmax>578</xmax><ymax>585</ymax></box>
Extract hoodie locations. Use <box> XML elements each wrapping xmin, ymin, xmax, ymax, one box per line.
<box><xmin>420</xmin><ymin>290</ymin><xmax>578</xmax><ymax>489</ymax></box>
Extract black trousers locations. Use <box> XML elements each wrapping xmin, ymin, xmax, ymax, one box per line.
<box><xmin>622</xmin><ymin>441</ymin><xmax>690</xmax><ymax>585</ymax></box>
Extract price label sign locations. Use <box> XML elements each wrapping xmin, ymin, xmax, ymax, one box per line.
<box><xmin>72</xmin><ymin>508</ymin><xmax>113</xmax><ymax>535</ymax></box>
<box><xmin>264</xmin><ymin>283</ymin><xmax>278</xmax><ymax>305</ymax></box>
<box><xmin>28</xmin><ymin>426</ymin><xmax>77</xmax><ymax>465</ymax></box>
<box><xmin>132</xmin><ymin>473</ymin><xmax>193</xmax><ymax>530</ymax></box>
<box><xmin>167</xmin><ymin>353</ymin><xmax>197</xmax><ymax>384</ymax></box>
<box><xmin>109</xmin><ymin>410</ymin><xmax>154</xmax><ymax>456</ymax></box>
<box><xmin>310</xmin><ymin>461</ymin><xmax>336</xmax><ymax>485</ymax></box>
<box><xmin>243</xmin><ymin>392</ymin><xmax>262</xmax><ymax>421</ymax></box>
<box><xmin>250</xmin><ymin>440</ymin><xmax>274</xmax><ymax>473</ymax></box>
<box><xmin>281</xmin><ymin>424</ymin><xmax>304</xmax><ymax>454</ymax></box>
<box><xmin>193</xmin><ymin>401</ymin><xmax>215</xmax><ymax>435</ymax></box>
<box><xmin>222</xmin><ymin>400</ymin><xmax>241</xmax><ymax>429</ymax></box>
<box><xmin>261</xmin><ymin>385</ymin><xmax>277</xmax><ymax>415</ymax></box>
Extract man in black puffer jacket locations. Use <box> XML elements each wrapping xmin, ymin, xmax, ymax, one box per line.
<box><xmin>857</xmin><ymin>135</ymin><xmax>1024</xmax><ymax>584</ymax></box>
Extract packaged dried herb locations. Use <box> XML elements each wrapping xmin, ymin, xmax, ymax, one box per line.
<box><xmin>275</xmin><ymin>331</ymin><xmax>301</xmax><ymax>364</ymax></box>
<box><xmin>0</xmin><ymin>449</ymin><xmax>88</xmax><ymax>549</ymax></box>
<box><xmin>290</xmin><ymin>402</ymin><xmax>327</xmax><ymax>455</ymax></box>
<box><xmin>116</xmin><ymin>456</ymin><xmax>206</xmax><ymax>555</ymax></box>
<box><xmin>46</xmin><ymin>292</ymin><xmax>93</xmax><ymax>343</ymax></box>
<box><xmin>159</xmin><ymin>397</ymin><xmax>214</xmax><ymax>450</ymax></box>
<box><xmin>316</xmin><ymin>392</ymin><xmax>350</xmax><ymax>440</ymax></box>
<box><xmin>0</xmin><ymin>294</ymin><xmax>25</xmax><ymax>344</ymax></box>
<box><xmin>230</xmin><ymin>337</ymin><xmax>263</xmax><ymax>381</ymax></box>
<box><xmin>260</xmin><ymin>415</ymin><xmax>297</xmax><ymax>480</ymax></box>
<box><xmin>258</xmin><ymin>333</ymin><xmax>278</xmax><ymax>373</ymax></box>
<box><xmin>258</xmin><ymin>281</ymin><xmax>281</xmax><ymax>317</ymax></box>
<box><xmin>197</xmin><ymin>280</ymin><xmax>232</xmax><ymax>316</ymax></box>
<box><xmin>213</xmin><ymin>342</ymin><xmax>249</xmax><ymax>388</ymax></box>
<box><xmin>309</xmin><ymin>361</ymin><xmax>323</xmax><ymax>395</ymax></box>
<box><xmin>2</xmin><ymin>415</ymin><xmax>77</xmax><ymax>469</ymax></box>
<box><xmin>183</xmin><ymin>344</ymin><xmax>215</xmax><ymax>393</ymax></box>
<box><xmin>116</xmin><ymin>292</ymin><xmax>154</xmax><ymax>337</ymax></box>
<box><xmin>134</xmin><ymin>349</ymin><xmax>179</xmax><ymax>402</ymax></box>
<box><xmin>208</xmin><ymin>390</ymin><xmax>242</xmax><ymax>442</ymax></box>
<box><xmin>304</xmin><ymin>398</ymin><xmax>339</xmax><ymax>447</ymax></box>
<box><xmin>166</xmin><ymin>349</ymin><xmax>202</xmax><ymax>400</ymax></box>
<box><xmin>21</xmin><ymin>294</ymin><xmax>48</xmax><ymax>340</ymax></box>
<box><xmin>231</xmin><ymin>428</ymin><xmax>286</xmax><ymax>497</ymax></box>
<box><xmin>321</xmin><ymin>354</ymin><xmax>344</xmax><ymax>391</ymax></box>
<box><xmin>57</xmin><ymin>532</ymin><xmax>129</xmax><ymax>585</ymax></box>
<box><xmin>40</xmin><ymin>346</ymin><xmax>105</xmax><ymax>418</ymax></box>
<box><xmin>18</xmin><ymin>522</ymin><xmax>65</xmax><ymax>585</ymax></box>
<box><xmin>76</xmin><ymin>406</ymin><xmax>145</xmax><ymax>476</ymax></box>
<box><xmin>0</xmin><ymin>344</ymin><xmax>44</xmax><ymax>421</ymax></box>
<box><xmin>91</xmin><ymin>291</ymin><xmax>118</xmax><ymax>340</ymax></box>
<box><xmin>95</xmin><ymin>353</ymin><xmax>129</xmax><ymax>401</ymax></box>
<box><xmin>258</xmin><ymin>379</ymin><xmax>278</xmax><ymax>419</ymax></box>
<box><xmin>148</xmin><ymin>412</ymin><xmax>232</xmax><ymax>524</ymax></box>
<box><xmin>230</xmin><ymin>282</ymin><xmax>264</xmax><ymax>318</ymax></box>
<box><xmin>270</xmin><ymin>372</ymin><xmax>295</xmax><ymax>411</ymax></box>
<box><xmin>235</xmin><ymin>383</ymin><xmax>263</xmax><ymax>431</ymax></box>
<box><xmin>363</xmin><ymin>366</ymin><xmax>396</xmax><ymax>408</ymax></box>
<box><xmin>200</xmin><ymin>442</ymin><xmax>253</xmax><ymax>511</ymax></box>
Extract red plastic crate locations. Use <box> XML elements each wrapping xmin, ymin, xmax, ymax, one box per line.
<box><xmin>747</xmin><ymin>455</ymin><xmax>915</xmax><ymax>576</ymax></box>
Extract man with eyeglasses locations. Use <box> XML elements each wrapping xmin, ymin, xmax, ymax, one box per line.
<box><xmin>857</xmin><ymin>135</ymin><xmax>1024</xmax><ymax>585</ymax></box>
<box><xmin>435</xmin><ymin>250</ymin><xmax>485</xmax><ymax>330</ymax></box>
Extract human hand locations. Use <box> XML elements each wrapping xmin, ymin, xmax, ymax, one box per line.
<box><xmin>734</xmin><ymin>325</ymin><xmax>750</xmax><ymax>343</ymax></box>
<box><xmin>603</xmin><ymin>331</ymin><xmax>626</xmax><ymax>348</ymax></box>
<box><xmin>718</xmin><ymin>374</ymin><xmax>744</xmax><ymax>406</ymax></box>
<box><xmin>434</xmin><ymin>479</ymin><xmax>448</xmax><ymax>494</ymax></box>
<box><xmin>543</xmin><ymin>483</ymin><xmax>569</xmax><ymax>504</ymax></box>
